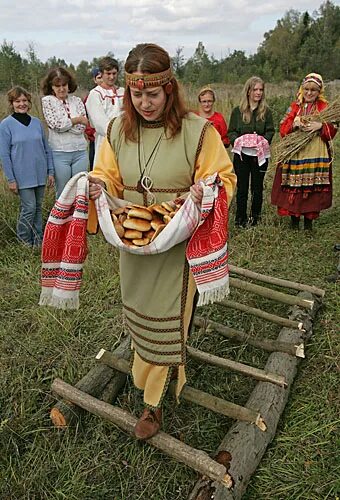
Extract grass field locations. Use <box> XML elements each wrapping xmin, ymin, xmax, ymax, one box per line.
<box><xmin>0</xmin><ymin>88</ymin><xmax>339</xmax><ymax>499</ymax></box>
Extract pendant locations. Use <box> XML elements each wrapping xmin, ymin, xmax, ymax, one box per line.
<box><xmin>136</xmin><ymin>179</ymin><xmax>144</xmax><ymax>193</ymax></box>
<box><xmin>141</xmin><ymin>175</ymin><xmax>153</xmax><ymax>191</ymax></box>
<box><xmin>146</xmin><ymin>191</ymin><xmax>156</xmax><ymax>206</ymax></box>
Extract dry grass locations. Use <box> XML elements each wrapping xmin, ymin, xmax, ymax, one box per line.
<box><xmin>0</xmin><ymin>89</ymin><xmax>339</xmax><ymax>499</ymax></box>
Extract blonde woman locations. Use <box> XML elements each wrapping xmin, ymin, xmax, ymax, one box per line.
<box><xmin>228</xmin><ymin>77</ymin><xmax>274</xmax><ymax>227</ymax></box>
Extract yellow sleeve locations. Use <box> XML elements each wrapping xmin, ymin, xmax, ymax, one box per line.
<box><xmin>194</xmin><ymin>125</ymin><xmax>236</xmax><ymax>207</ymax></box>
<box><xmin>87</xmin><ymin>138</ymin><xmax>124</xmax><ymax>234</ymax></box>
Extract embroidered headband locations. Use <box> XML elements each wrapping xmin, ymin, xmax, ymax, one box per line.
<box><xmin>297</xmin><ymin>72</ymin><xmax>326</xmax><ymax>104</ymax></box>
<box><xmin>125</xmin><ymin>68</ymin><xmax>173</xmax><ymax>90</ymax></box>
<box><xmin>302</xmin><ymin>73</ymin><xmax>323</xmax><ymax>89</ymax></box>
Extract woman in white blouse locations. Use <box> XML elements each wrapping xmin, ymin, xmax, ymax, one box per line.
<box><xmin>41</xmin><ymin>68</ymin><xmax>88</xmax><ymax>197</ymax></box>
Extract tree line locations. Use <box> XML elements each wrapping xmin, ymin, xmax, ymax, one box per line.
<box><xmin>0</xmin><ymin>1</ymin><xmax>339</xmax><ymax>93</ymax></box>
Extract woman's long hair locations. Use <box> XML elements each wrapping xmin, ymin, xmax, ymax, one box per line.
<box><xmin>239</xmin><ymin>76</ymin><xmax>267</xmax><ymax>123</ymax></box>
<box><xmin>122</xmin><ymin>43</ymin><xmax>188</xmax><ymax>142</ymax></box>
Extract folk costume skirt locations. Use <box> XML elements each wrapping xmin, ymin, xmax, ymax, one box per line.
<box><xmin>271</xmin><ymin>136</ymin><xmax>332</xmax><ymax>217</ymax></box>
<box><xmin>120</xmin><ymin>241</ymin><xmax>197</xmax><ymax>408</ymax></box>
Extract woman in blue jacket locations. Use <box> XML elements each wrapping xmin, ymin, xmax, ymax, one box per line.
<box><xmin>0</xmin><ymin>86</ymin><xmax>54</xmax><ymax>247</ymax></box>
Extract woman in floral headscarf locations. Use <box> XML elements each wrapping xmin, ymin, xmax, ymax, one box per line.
<box><xmin>271</xmin><ymin>73</ymin><xmax>337</xmax><ymax>230</ymax></box>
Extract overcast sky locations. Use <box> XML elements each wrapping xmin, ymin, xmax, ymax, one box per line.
<box><xmin>0</xmin><ymin>0</ymin><xmax>337</xmax><ymax>65</ymax></box>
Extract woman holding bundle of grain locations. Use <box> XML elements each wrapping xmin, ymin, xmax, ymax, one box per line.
<box><xmin>88</xmin><ymin>43</ymin><xmax>236</xmax><ymax>440</ymax></box>
<box><xmin>271</xmin><ymin>73</ymin><xmax>337</xmax><ymax>230</ymax></box>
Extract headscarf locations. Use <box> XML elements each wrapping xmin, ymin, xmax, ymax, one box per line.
<box><xmin>198</xmin><ymin>86</ymin><xmax>216</xmax><ymax>102</ymax></box>
<box><xmin>297</xmin><ymin>72</ymin><xmax>327</xmax><ymax>104</ymax></box>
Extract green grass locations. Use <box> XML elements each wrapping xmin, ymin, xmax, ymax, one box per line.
<box><xmin>1</xmin><ymin>96</ymin><xmax>339</xmax><ymax>499</ymax></box>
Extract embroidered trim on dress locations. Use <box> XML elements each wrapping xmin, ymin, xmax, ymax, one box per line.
<box><xmin>194</xmin><ymin>121</ymin><xmax>212</xmax><ymax>167</ymax></box>
<box><xmin>127</xmin><ymin>323</ymin><xmax>182</xmax><ymax>345</ymax></box>
<box><xmin>106</xmin><ymin>117</ymin><xmax>117</xmax><ymax>143</ymax></box>
<box><xmin>123</xmin><ymin>303</ymin><xmax>181</xmax><ymax>322</ymax></box>
<box><xmin>126</xmin><ymin>316</ymin><xmax>180</xmax><ymax>334</ymax></box>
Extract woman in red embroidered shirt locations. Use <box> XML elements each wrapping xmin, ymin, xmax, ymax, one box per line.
<box><xmin>197</xmin><ymin>86</ymin><xmax>230</xmax><ymax>148</ymax></box>
<box><xmin>271</xmin><ymin>73</ymin><xmax>337</xmax><ymax>230</ymax></box>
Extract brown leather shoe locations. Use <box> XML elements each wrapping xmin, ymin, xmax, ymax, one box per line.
<box><xmin>134</xmin><ymin>408</ymin><xmax>162</xmax><ymax>440</ymax></box>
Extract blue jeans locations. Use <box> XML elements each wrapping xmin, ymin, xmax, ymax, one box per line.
<box><xmin>53</xmin><ymin>150</ymin><xmax>88</xmax><ymax>198</ymax></box>
<box><xmin>17</xmin><ymin>186</ymin><xmax>45</xmax><ymax>246</ymax></box>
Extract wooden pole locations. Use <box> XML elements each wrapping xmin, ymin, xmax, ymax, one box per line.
<box><xmin>194</xmin><ymin>316</ymin><xmax>305</xmax><ymax>358</ymax></box>
<box><xmin>50</xmin><ymin>336</ymin><xmax>131</xmax><ymax>428</ymax></box>
<box><xmin>97</xmin><ymin>350</ymin><xmax>266</xmax><ymax>431</ymax></box>
<box><xmin>187</xmin><ymin>346</ymin><xmax>287</xmax><ymax>388</ymax></box>
<box><xmin>189</xmin><ymin>291</ymin><xmax>321</xmax><ymax>500</ymax></box>
<box><xmin>51</xmin><ymin>378</ymin><xmax>233</xmax><ymax>487</ymax></box>
<box><xmin>229</xmin><ymin>264</ymin><xmax>325</xmax><ymax>298</ymax></box>
<box><xmin>217</xmin><ymin>299</ymin><xmax>305</xmax><ymax>331</ymax></box>
<box><xmin>229</xmin><ymin>277</ymin><xmax>314</xmax><ymax>310</ymax></box>
<box><xmin>169</xmin><ymin>383</ymin><xmax>267</xmax><ymax>432</ymax></box>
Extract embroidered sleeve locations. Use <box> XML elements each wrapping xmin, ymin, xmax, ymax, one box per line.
<box><xmin>85</xmin><ymin>89</ymin><xmax>110</xmax><ymax>137</ymax></box>
<box><xmin>69</xmin><ymin>96</ymin><xmax>87</xmax><ymax>135</ymax></box>
<box><xmin>195</xmin><ymin>125</ymin><xmax>237</xmax><ymax>207</ymax></box>
<box><xmin>279</xmin><ymin>103</ymin><xmax>298</xmax><ymax>137</ymax></box>
<box><xmin>42</xmin><ymin>96</ymin><xmax>73</xmax><ymax>132</ymax></box>
<box><xmin>87</xmin><ymin>138</ymin><xmax>124</xmax><ymax>234</ymax></box>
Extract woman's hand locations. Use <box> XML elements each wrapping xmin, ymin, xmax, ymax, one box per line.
<box><xmin>190</xmin><ymin>181</ymin><xmax>203</xmax><ymax>205</ymax></box>
<box><xmin>71</xmin><ymin>116</ymin><xmax>88</xmax><ymax>126</ymax></box>
<box><xmin>293</xmin><ymin>116</ymin><xmax>302</xmax><ymax>129</ymax></box>
<box><xmin>301</xmin><ymin>121</ymin><xmax>322</xmax><ymax>133</ymax></box>
<box><xmin>89</xmin><ymin>175</ymin><xmax>106</xmax><ymax>200</ymax></box>
<box><xmin>8</xmin><ymin>181</ymin><xmax>18</xmax><ymax>194</ymax></box>
<box><xmin>47</xmin><ymin>175</ymin><xmax>55</xmax><ymax>188</ymax></box>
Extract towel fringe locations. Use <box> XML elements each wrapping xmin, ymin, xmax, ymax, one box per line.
<box><xmin>197</xmin><ymin>282</ymin><xmax>230</xmax><ymax>307</ymax></box>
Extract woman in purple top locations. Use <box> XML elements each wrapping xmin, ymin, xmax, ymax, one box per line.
<box><xmin>0</xmin><ymin>86</ymin><xmax>54</xmax><ymax>247</ymax></box>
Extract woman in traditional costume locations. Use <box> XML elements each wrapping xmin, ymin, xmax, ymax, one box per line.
<box><xmin>197</xmin><ymin>86</ymin><xmax>230</xmax><ymax>148</ymax></box>
<box><xmin>88</xmin><ymin>43</ymin><xmax>236</xmax><ymax>440</ymax></box>
<box><xmin>271</xmin><ymin>72</ymin><xmax>337</xmax><ymax>230</ymax></box>
<box><xmin>228</xmin><ymin>76</ymin><xmax>274</xmax><ymax>227</ymax></box>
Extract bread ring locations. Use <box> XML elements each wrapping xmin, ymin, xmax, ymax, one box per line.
<box><xmin>132</xmin><ymin>238</ymin><xmax>150</xmax><ymax>246</ymax></box>
<box><xmin>124</xmin><ymin>229</ymin><xmax>143</xmax><ymax>239</ymax></box>
<box><xmin>123</xmin><ymin>218</ymin><xmax>151</xmax><ymax>232</ymax></box>
<box><xmin>113</xmin><ymin>221</ymin><xmax>125</xmax><ymax>238</ymax></box>
<box><xmin>128</xmin><ymin>207</ymin><xmax>153</xmax><ymax>221</ymax></box>
<box><xmin>161</xmin><ymin>201</ymin><xmax>173</xmax><ymax>212</ymax></box>
<box><xmin>152</xmin><ymin>204</ymin><xmax>169</xmax><ymax>216</ymax></box>
<box><xmin>151</xmin><ymin>218</ymin><xmax>165</xmax><ymax>230</ymax></box>
<box><xmin>144</xmin><ymin>229</ymin><xmax>156</xmax><ymax>239</ymax></box>
<box><xmin>112</xmin><ymin>207</ymin><xmax>126</xmax><ymax>216</ymax></box>
<box><xmin>163</xmin><ymin>214</ymin><xmax>172</xmax><ymax>224</ymax></box>
<box><xmin>122</xmin><ymin>238</ymin><xmax>138</xmax><ymax>248</ymax></box>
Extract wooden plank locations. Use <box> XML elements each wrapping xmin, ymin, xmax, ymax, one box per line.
<box><xmin>96</xmin><ymin>350</ymin><xmax>266</xmax><ymax>430</ymax></box>
<box><xmin>229</xmin><ymin>277</ymin><xmax>314</xmax><ymax>310</ymax></box>
<box><xmin>229</xmin><ymin>264</ymin><xmax>325</xmax><ymax>297</ymax></box>
<box><xmin>194</xmin><ymin>316</ymin><xmax>305</xmax><ymax>358</ymax></box>
<box><xmin>187</xmin><ymin>346</ymin><xmax>287</xmax><ymax>388</ymax></box>
<box><xmin>51</xmin><ymin>378</ymin><xmax>233</xmax><ymax>487</ymax></box>
<box><xmin>217</xmin><ymin>298</ymin><xmax>305</xmax><ymax>331</ymax></box>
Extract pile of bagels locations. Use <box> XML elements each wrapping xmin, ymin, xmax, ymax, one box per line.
<box><xmin>111</xmin><ymin>201</ymin><xmax>182</xmax><ymax>248</ymax></box>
